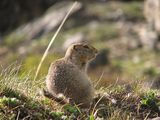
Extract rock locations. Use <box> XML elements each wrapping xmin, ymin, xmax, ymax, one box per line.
<box><xmin>107</xmin><ymin>9</ymin><xmax>124</xmax><ymax>21</ymax></box>
<box><xmin>63</xmin><ymin>33</ymin><xmax>87</xmax><ymax>51</ymax></box>
<box><xmin>0</xmin><ymin>47</ymin><xmax>8</xmax><ymax>57</ymax></box>
<box><xmin>148</xmin><ymin>117</ymin><xmax>160</xmax><ymax>120</ymax></box>
<box><xmin>155</xmin><ymin>41</ymin><xmax>160</xmax><ymax>51</ymax></box>
<box><xmin>127</xmin><ymin>38</ymin><xmax>142</xmax><ymax>50</ymax></box>
<box><xmin>142</xmin><ymin>0</ymin><xmax>160</xmax><ymax>50</ymax></box>
<box><xmin>138</xmin><ymin>27</ymin><xmax>158</xmax><ymax>50</ymax></box>
<box><xmin>14</xmin><ymin>1</ymin><xmax>82</xmax><ymax>40</ymax></box>
<box><xmin>88</xmin><ymin>49</ymin><xmax>109</xmax><ymax>70</ymax></box>
<box><xmin>0</xmin><ymin>0</ymin><xmax>59</xmax><ymax>34</ymax></box>
<box><xmin>121</xmin><ymin>36</ymin><xmax>141</xmax><ymax>50</ymax></box>
<box><xmin>144</xmin><ymin>0</ymin><xmax>160</xmax><ymax>34</ymax></box>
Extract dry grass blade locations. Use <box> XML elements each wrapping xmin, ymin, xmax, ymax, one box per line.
<box><xmin>94</xmin><ymin>71</ymin><xmax>104</xmax><ymax>88</ymax></box>
<box><xmin>34</xmin><ymin>1</ymin><xmax>78</xmax><ymax>81</ymax></box>
<box><xmin>92</xmin><ymin>94</ymin><xmax>105</xmax><ymax>116</ymax></box>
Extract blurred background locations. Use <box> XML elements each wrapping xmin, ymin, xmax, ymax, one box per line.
<box><xmin>0</xmin><ymin>0</ymin><xmax>160</xmax><ymax>88</ymax></box>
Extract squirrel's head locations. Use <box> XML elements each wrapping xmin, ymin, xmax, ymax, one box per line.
<box><xmin>65</xmin><ymin>43</ymin><xmax>98</xmax><ymax>62</ymax></box>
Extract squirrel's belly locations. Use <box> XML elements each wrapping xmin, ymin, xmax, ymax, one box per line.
<box><xmin>46</xmin><ymin>65</ymin><xmax>94</xmax><ymax>106</ymax></box>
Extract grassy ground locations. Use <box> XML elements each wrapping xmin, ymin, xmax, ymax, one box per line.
<box><xmin>0</xmin><ymin>1</ymin><xmax>160</xmax><ymax>119</ymax></box>
<box><xmin>0</xmin><ymin>64</ymin><xmax>159</xmax><ymax>120</ymax></box>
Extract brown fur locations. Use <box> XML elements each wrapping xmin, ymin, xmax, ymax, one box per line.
<box><xmin>45</xmin><ymin>43</ymin><xmax>97</xmax><ymax>107</ymax></box>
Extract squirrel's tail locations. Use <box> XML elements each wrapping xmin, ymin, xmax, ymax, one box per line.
<box><xmin>42</xmin><ymin>89</ymin><xmax>70</xmax><ymax>105</ymax></box>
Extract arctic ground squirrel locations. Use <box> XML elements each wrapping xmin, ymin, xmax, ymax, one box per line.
<box><xmin>44</xmin><ymin>43</ymin><xmax>98</xmax><ymax>107</ymax></box>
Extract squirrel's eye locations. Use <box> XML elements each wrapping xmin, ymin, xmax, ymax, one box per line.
<box><xmin>73</xmin><ymin>45</ymin><xmax>78</xmax><ymax>49</ymax></box>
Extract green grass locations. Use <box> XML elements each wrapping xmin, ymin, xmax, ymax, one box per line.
<box><xmin>21</xmin><ymin>53</ymin><xmax>61</xmax><ymax>79</ymax></box>
<box><xmin>121</xmin><ymin>1</ymin><xmax>144</xmax><ymax>20</ymax></box>
<box><xmin>3</xmin><ymin>32</ymin><xmax>26</xmax><ymax>48</ymax></box>
<box><xmin>86</xmin><ymin>1</ymin><xmax>144</xmax><ymax>21</ymax></box>
<box><xmin>109</xmin><ymin>50</ymin><xmax>160</xmax><ymax>80</ymax></box>
<box><xmin>88</xmin><ymin>23</ymin><xmax>119</xmax><ymax>41</ymax></box>
<box><xmin>0</xmin><ymin>64</ymin><xmax>159</xmax><ymax>119</ymax></box>
<box><xmin>0</xmin><ymin>1</ymin><xmax>160</xmax><ymax>119</ymax></box>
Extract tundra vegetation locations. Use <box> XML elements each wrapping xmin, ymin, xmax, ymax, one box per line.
<box><xmin>0</xmin><ymin>0</ymin><xmax>160</xmax><ymax>119</ymax></box>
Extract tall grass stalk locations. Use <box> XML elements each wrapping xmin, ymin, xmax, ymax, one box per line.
<box><xmin>94</xmin><ymin>71</ymin><xmax>104</xmax><ymax>88</ymax></box>
<box><xmin>34</xmin><ymin>1</ymin><xmax>78</xmax><ymax>81</ymax></box>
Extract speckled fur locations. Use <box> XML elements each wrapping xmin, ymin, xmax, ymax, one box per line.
<box><xmin>45</xmin><ymin>43</ymin><xmax>97</xmax><ymax>107</ymax></box>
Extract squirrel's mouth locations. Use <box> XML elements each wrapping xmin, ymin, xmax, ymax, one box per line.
<box><xmin>88</xmin><ymin>54</ymin><xmax>97</xmax><ymax>61</ymax></box>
